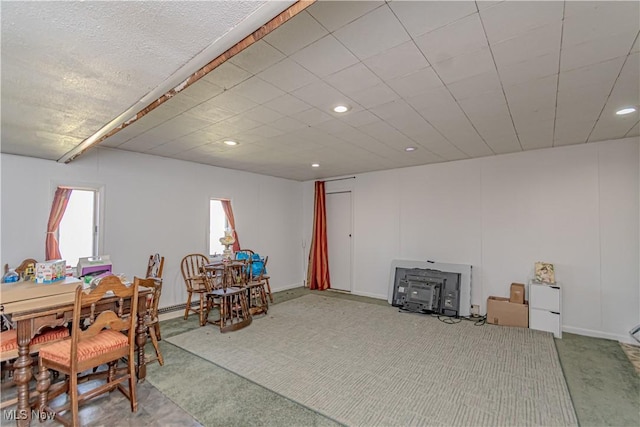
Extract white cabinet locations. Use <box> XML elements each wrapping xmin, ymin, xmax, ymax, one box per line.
<box><xmin>529</xmin><ymin>281</ymin><xmax>562</xmax><ymax>338</ymax></box>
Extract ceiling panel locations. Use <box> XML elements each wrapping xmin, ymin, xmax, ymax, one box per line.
<box><xmin>2</xmin><ymin>1</ymin><xmax>638</xmax><ymax>181</ymax></box>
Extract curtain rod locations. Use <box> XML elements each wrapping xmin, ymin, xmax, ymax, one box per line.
<box><xmin>324</xmin><ymin>176</ymin><xmax>356</xmax><ymax>183</ymax></box>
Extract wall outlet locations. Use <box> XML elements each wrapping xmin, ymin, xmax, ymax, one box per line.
<box><xmin>471</xmin><ymin>304</ymin><xmax>480</xmax><ymax>316</ymax></box>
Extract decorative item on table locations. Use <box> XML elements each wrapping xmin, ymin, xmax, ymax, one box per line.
<box><xmin>219</xmin><ymin>229</ymin><xmax>236</xmax><ymax>260</ymax></box>
<box><xmin>534</xmin><ymin>262</ymin><xmax>555</xmax><ymax>284</ymax></box>
<box><xmin>2</xmin><ymin>267</ymin><xmax>20</xmax><ymax>283</ymax></box>
<box><xmin>36</xmin><ymin>259</ymin><xmax>66</xmax><ymax>283</ymax></box>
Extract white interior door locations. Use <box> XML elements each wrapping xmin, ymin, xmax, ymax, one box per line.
<box><xmin>326</xmin><ymin>191</ymin><xmax>352</xmax><ymax>291</ymax></box>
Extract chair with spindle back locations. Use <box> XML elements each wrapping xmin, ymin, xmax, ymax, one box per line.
<box><xmin>180</xmin><ymin>254</ymin><xmax>210</xmax><ymax>326</ymax></box>
<box><xmin>145</xmin><ymin>254</ymin><xmax>164</xmax><ymax>340</ymax></box>
<box><xmin>139</xmin><ymin>277</ymin><xmax>163</xmax><ymax>366</ymax></box>
<box><xmin>37</xmin><ymin>275</ymin><xmax>140</xmax><ymax>426</ymax></box>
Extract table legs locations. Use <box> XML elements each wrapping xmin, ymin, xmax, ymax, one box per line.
<box><xmin>15</xmin><ymin>321</ymin><xmax>33</xmax><ymax>426</ymax></box>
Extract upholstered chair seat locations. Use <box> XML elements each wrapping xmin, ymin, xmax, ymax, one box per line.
<box><xmin>38</xmin><ymin>329</ymin><xmax>128</xmax><ymax>365</ymax></box>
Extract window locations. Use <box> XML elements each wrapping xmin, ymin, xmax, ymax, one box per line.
<box><xmin>58</xmin><ymin>188</ymin><xmax>99</xmax><ymax>267</ymax></box>
<box><xmin>209</xmin><ymin>199</ymin><xmax>228</xmax><ymax>256</ymax></box>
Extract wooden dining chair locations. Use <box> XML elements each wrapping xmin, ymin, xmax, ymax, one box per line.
<box><xmin>249</xmin><ymin>255</ymin><xmax>273</xmax><ymax>303</ymax></box>
<box><xmin>205</xmin><ymin>266</ymin><xmax>252</xmax><ymax>333</ymax></box>
<box><xmin>145</xmin><ymin>254</ymin><xmax>164</xmax><ymax>340</ymax></box>
<box><xmin>138</xmin><ymin>277</ymin><xmax>163</xmax><ymax>366</ymax></box>
<box><xmin>146</xmin><ymin>253</ymin><xmax>164</xmax><ymax>280</ymax></box>
<box><xmin>37</xmin><ymin>275</ymin><xmax>140</xmax><ymax>426</ymax></box>
<box><xmin>0</xmin><ymin>326</ymin><xmax>70</xmax><ymax>410</ymax></box>
<box><xmin>180</xmin><ymin>254</ymin><xmax>210</xmax><ymax>326</ymax></box>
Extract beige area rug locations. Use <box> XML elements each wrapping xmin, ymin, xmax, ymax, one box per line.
<box><xmin>168</xmin><ymin>295</ymin><xmax>578</xmax><ymax>427</ymax></box>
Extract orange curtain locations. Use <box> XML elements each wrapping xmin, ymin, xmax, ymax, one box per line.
<box><xmin>45</xmin><ymin>187</ymin><xmax>73</xmax><ymax>260</ymax></box>
<box><xmin>306</xmin><ymin>181</ymin><xmax>331</xmax><ymax>290</ymax></box>
<box><xmin>221</xmin><ymin>200</ymin><xmax>241</xmax><ymax>252</ymax></box>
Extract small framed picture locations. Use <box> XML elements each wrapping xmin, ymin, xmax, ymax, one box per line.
<box><xmin>535</xmin><ymin>262</ymin><xmax>555</xmax><ymax>283</ymax></box>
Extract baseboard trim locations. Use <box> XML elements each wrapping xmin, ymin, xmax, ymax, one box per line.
<box><xmin>563</xmin><ymin>326</ymin><xmax>636</xmax><ymax>344</ymax></box>
<box><xmin>351</xmin><ymin>290</ymin><xmax>387</xmax><ymax>300</ymax></box>
<box><xmin>272</xmin><ymin>282</ymin><xmax>303</xmax><ymax>292</ymax></box>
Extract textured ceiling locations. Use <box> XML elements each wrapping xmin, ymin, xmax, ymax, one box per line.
<box><xmin>2</xmin><ymin>1</ymin><xmax>639</xmax><ymax>181</ymax></box>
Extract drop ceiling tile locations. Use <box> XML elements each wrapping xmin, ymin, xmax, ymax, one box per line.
<box><xmin>447</xmin><ymin>70</ymin><xmax>502</xmax><ymax>101</ymax></box>
<box><xmin>625</xmin><ymin>122</ymin><xmax>639</xmax><ymax>137</ymax></box>
<box><xmin>348</xmin><ymin>83</ymin><xmax>400</xmax><ymax>109</ymax></box>
<box><xmin>202</xmin><ymin>62</ymin><xmax>252</xmax><ymax>90</ymax></box>
<box><xmin>589</xmin><ymin>117</ymin><xmax>639</xmax><ymax>143</ymax></box>
<box><xmin>333</xmin><ymin>5</ymin><xmax>410</xmax><ymax>60</ymax></box>
<box><xmin>560</xmin><ymin>30</ymin><xmax>638</xmax><ymax>72</ymax></box>
<box><xmin>291</xmin><ymin>108</ymin><xmax>333</xmax><ymax>126</ymax></box>
<box><xmin>432</xmin><ymin>47</ymin><xmax>495</xmax><ymax>84</ymax></box>
<box><xmin>243</xmin><ymin>105</ymin><xmax>284</xmax><ymax>125</ymax></box>
<box><xmin>206</xmin><ymin>91</ymin><xmax>258</xmax><ymax>115</ymax></box>
<box><xmin>415</xmin><ymin>13</ymin><xmax>487</xmax><ymax>64</ymax></box>
<box><xmin>406</xmin><ymin>86</ymin><xmax>457</xmax><ymax>113</ymax></box>
<box><xmin>388</xmin><ymin>0</ymin><xmax>477</xmax><ymax>38</ymax></box>
<box><xmin>458</xmin><ymin>90</ymin><xmax>508</xmax><ymax>119</ymax></box>
<box><xmin>480</xmin><ymin>0</ymin><xmax>563</xmax><ymax>44</ymax></box>
<box><xmin>119</xmin><ymin>134</ymin><xmax>164</xmax><ymax>152</ymax></box>
<box><xmin>556</xmin><ymin>90</ymin><xmax>609</xmax><ymax>122</ymax></box>
<box><xmin>292</xmin><ymin>80</ymin><xmax>358</xmax><ymax>112</ymax></box>
<box><xmin>632</xmin><ymin>36</ymin><xmax>640</xmax><ymax>53</ymax></box>
<box><xmin>484</xmin><ymin>132</ymin><xmax>521</xmax><ymax>155</ymax></box>
<box><xmin>263</xmin><ymin>11</ymin><xmax>329</xmax><ymax>55</ymax></box>
<box><xmin>182</xmin><ymin>101</ymin><xmax>235</xmax><ymax>124</ymax></box>
<box><xmin>216</xmin><ymin>115</ymin><xmax>263</xmax><ymax>133</ymax></box>
<box><xmin>229</xmin><ymin>40</ymin><xmax>286</xmax><ymax>74</ymax></box>
<box><xmin>270</xmin><ymin>116</ymin><xmax>307</xmax><ymax>132</ymax></box>
<box><xmin>227</xmin><ymin>77</ymin><xmax>285</xmax><ymax>104</ymax></box>
<box><xmin>264</xmin><ymin>94</ymin><xmax>312</xmax><ymax>116</ymax></box>
<box><xmin>386</xmin><ymin>66</ymin><xmax>443</xmax><ymax>98</ymax></box>
<box><xmin>257</xmin><ymin>58</ymin><xmax>319</xmax><ymax>92</ymax></box>
<box><xmin>369</xmin><ymin>99</ymin><xmax>414</xmax><ymax>121</ymax></box>
<box><xmin>504</xmin><ymin>74</ymin><xmax>558</xmax><ymax>122</ymax></box>
<box><xmin>178</xmin><ymin>80</ymin><xmax>224</xmax><ymax>104</ymax></box>
<box><xmin>325</xmin><ymin>62</ymin><xmax>383</xmax><ymax>96</ymax></box>
<box><xmin>553</xmin><ymin>118</ymin><xmax>594</xmax><ymax>146</ymax></box>
<box><xmin>497</xmin><ymin>52</ymin><xmax>559</xmax><ymax>88</ymax></box>
<box><xmin>363</xmin><ymin>41</ymin><xmax>429</xmax><ymax>81</ymax></box>
<box><xmin>558</xmin><ymin>56</ymin><xmax>625</xmax><ymax>92</ymax></box>
<box><xmin>291</xmin><ymin>34</ymin><xmax>359</xmax><ymax>77</ymax></box>
<box><xmin>313</xmin><ymin>118</ymin><xmax>356</xmax><ymax>136</ymax></box>
<box><xmin>306</xmin><ymin>1</ymin><xmax>384</xmax><ymax>32</ymax></box>
<box><xmin>244</xmin><ymin>124</ymin><xmax>287</xmax><ymax>139</ymax></box>
<box><xmin>491</xmin><ymin>22</ymin><xmax>562</xmax><ymax>67</ymax></box>
<box><xmin>338</xmin><ymin>110</ymin><xmax>380</xmax><ymax>127</ymax></box>
<box><xmin>604</xmin><ymin>52</ymin><xmax>639</xmax><ymax>111</ymax></box>
<box><xmin>441</xmin><ymin>129</ymin><xmax>494</xmax><ymax>157</ymax></box>
<box><xmin>517</xmin><ymin>120</ymin><xmax>555</xmax><ymax>150</ymax></box>
<box><xmin>415</xmin><ymin>135</ymin><xmax>469</xmax><ymax>161</ymax></box>
<box><xmin>563</xmin><ymin>1</ymin><xmax>640</xmax><ymax>47</ymax></box>
<box><xmin>147</xmin><ymin>140</ymin><xmax>201</xmax><ymax>157</ymax></box>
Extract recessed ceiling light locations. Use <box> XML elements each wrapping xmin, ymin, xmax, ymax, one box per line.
<box><xmin>311</xmin><ymin>163</ymin><xmax>320</xmax><ymax>168</ymax></box>
<box><xmin>616</xmin><ymin>107</ymin><xmax>637</xmax><ymax>115</ymax></box>
<box><xmin>333</xmin><ymin>105</ymin><xmax>349</xmax><ymax>113</ymax></box>
<box><xmin>405</xmin><ymin>147</ymin><xmax>417</xmax><ymax>152</ymax></box>
<box><xmin>223</xmin><ymin>140</ymin><xmax>238</xmax><ymax>146</ymax></box>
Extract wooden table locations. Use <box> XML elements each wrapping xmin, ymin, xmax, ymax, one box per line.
<box><xmin>204</xmin><ymin>260</ymin><xmax>247</xmax><ymax>289</ymax></box>
<box><xmin>0</xmin><ymin>277</ymin><xmax>150</xmax><ymax>426</ymax></box>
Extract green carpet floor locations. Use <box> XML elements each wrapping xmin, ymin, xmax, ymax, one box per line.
<box><xmin>147</xmin><ymin>288</ymin><xmax>639</xmax><ymax>427</ymax></box>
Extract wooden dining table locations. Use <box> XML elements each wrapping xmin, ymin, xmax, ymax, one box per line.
<box><xmin>0</xmin><ymin>277</ymin><xmax>150</xmax><ymax>427</ymax></box>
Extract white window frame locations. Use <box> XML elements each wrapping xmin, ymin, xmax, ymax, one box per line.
<box><xmin>51</xmin><ymin>181</ymin><xmax>105</xmax><ymax>259</ymax></box>
<box><xmin>208</xmin><ymin>198</ymin><xmax>229</xmax><ymax>257</ymax></box>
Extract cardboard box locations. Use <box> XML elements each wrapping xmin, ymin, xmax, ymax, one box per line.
<box><xmin>510</xmin><ymin>283</ymin><xmax>525</xmax><ymax>304</ymax></box>
<box><xmin>35</xmin><ymin>260</ymin><xmax>66</xmax><ymax>284</ymax></box>
<box><xmin>487</xmin><ymin>296</ymin><xmax>529</xmax><ymax>328</ymax></box>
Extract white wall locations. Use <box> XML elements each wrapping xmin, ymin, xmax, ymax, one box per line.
<box><xmin>1</xmin><ymin>148</ymin><xmax>303</xmax><ymax>309</ymax></box>
<box><xmin>303</xmin><ymin>137</ymin><xmax>639</xmax><ymax>342</ymax></box>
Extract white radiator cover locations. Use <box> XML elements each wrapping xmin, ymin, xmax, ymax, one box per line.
<box><xmin>388</xmin><ymin>260</ymin><xmax>472</xmax><ymax>317</ymax></box>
